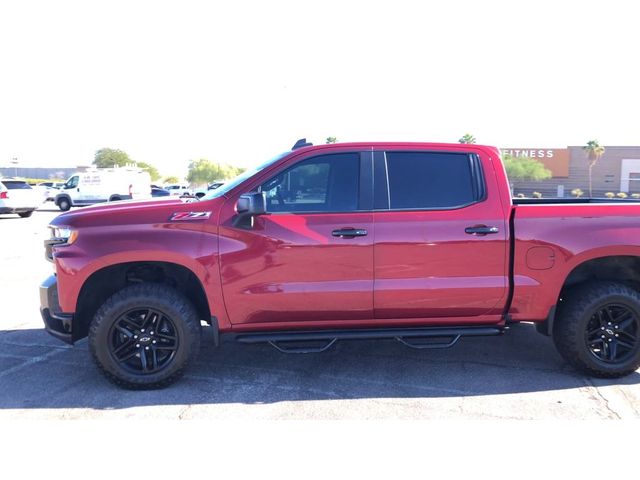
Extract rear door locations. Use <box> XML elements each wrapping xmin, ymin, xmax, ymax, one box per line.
<box><xmin>373</xmin><ymin>149</ymin><xmax>508</xmax><ymax>321</ymax></box>
<box><xmin>218</xmin><ymin>151</ymin><xmax>374</xmax><ymax>326</ymax></box>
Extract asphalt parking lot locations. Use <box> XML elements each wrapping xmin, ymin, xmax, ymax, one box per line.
<box><xmin>1</xmin><ymin>206</ymin><xmax>639</xmax><ymax>419</ymax></box>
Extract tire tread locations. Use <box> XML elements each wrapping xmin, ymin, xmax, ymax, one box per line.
<box><xmin>89</xmin><ymin>283</ymin><xmax>201</xmax><ymax>389</ymax></box>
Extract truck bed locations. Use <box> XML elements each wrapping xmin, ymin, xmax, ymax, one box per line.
<box><xmin>513</xmin><ymin>197</ymin><xmax>640</xmax><ymax>205</ymax></box>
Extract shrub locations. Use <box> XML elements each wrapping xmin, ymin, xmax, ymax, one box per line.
<box><xmin>571</xmin><ymin>188</ymin><xmax>584</xmax><ymax>198</ymax></box>
<box><xmin>605</xmin><ymin>192</ymin><xmax>615</xmax><ymax>198</ymax></box>
<box><xmin>532</xmin><ymin>191</ymin><xmax>542</xmax><ymax>198</ymax></box>
<box><xmin>617</xmin><ymin>192</ymin><xmax>628</xmax><ymax>199</ymax></box>
<box><xmin>631</xmin><ymin>194</ymin><xmax>640</xmax><ymax>199</ymax></box>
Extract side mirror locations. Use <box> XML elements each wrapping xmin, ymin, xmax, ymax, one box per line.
<box><xmin>234</xmin><ymin>191</ymin><xmax>267</xmax><ymax>227</ymax></box>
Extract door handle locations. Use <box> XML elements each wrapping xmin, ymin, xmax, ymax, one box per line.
<box><xmin>465</xmin><ymin>225</ymin><xmax>499</xmax><ymax>235</ymax></box>
<box><xmin>332</xmin><ymin>228</ymin><xmax>368</xmax><ymax>238</ymax></box>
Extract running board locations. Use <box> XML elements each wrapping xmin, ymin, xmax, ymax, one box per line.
<box><xmin>233</xmin><ymin>326</ymin><xmax>504</xmax><ymax>353</ymax></box>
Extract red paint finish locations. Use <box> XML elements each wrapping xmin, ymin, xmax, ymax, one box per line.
<box><xmin>372</xmin><ymin>147</ymin><xmax>509</xmax><ymax>320</ymax></box>
<box><xmin>46</xmin><ymin>141</ymin><xmax>640</xmax><ymax>339</ymax></box>
<box><xmin>218</xmin><ymin>212</ymin><xmax>373</xmax><ymax>325</ymax></box>
<box><xmin>373</xmin><ymin>208</ymin><xmax>508</xmax><ymax>319</ymax></box>
<box><xmin>510</xmin><ymin>204</ymin><xmax>640</xmax><ymax>321</ymax></box>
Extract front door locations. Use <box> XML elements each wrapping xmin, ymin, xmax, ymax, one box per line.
<box><xmin>219</xmin><ymin>151</ymin><xmax>374</xmax><ymax>327</ymax></box>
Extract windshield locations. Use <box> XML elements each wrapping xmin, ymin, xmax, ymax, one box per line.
<box><xmin>200</xmin><ymin>151</ymin><xmax>288</xmax><ymax>201</ymax></box>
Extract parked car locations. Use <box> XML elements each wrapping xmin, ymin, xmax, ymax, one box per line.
<box><xmin>164</xmin><ymin>184</ymin><xmax>191</xmax><ymax>196</ymax></box>
<box><xmin>1</xmin><ymin>178</ymin><xmax>43</xmax><ymax>217</ymax></box>
<box><xmin>189</xmin><ymin>182</ymin><xmax>225</xmax><ymax>199</ymax></box>
<box><xmin>151</xmin><ymin>186</ymin><xmax>170</xmax><ymax>197</ymax></box>
<box><xmin>40</xmin><ymin>139</ymin><xmax>640</xmax><ymax>389</ymax></box>
<box><xmin>36</xmin><ymin>181</ymin><xmax>64</xmax><ymax>202</ymax></box>
<box><xmin>55</xmin><ymin>167</ymin><xmax>151</xmax><ymax>211</ymax></box>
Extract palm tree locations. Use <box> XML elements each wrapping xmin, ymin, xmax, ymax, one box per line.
<box><xmin>458</xmin><ymin>133</ymin><xmax>476</xmax><ymax>144</ymax></box>
<box><xmin>583</xmin><ymin>140</ymin><xmax>605</xmax><ymax>197</ymax></box>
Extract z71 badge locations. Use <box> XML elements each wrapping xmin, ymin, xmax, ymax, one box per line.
<box><xmin>170</xmin><ymin>211</ymin><xmax>212</xmax><ymax>221</ymax></box>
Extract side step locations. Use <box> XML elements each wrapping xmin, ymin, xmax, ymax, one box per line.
<box><xmin>233</xmin><ymin>326</ymin><xmax>504</xmax><ymax>354</ymax></box>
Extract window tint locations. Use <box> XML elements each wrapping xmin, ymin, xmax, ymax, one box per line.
<box><xmin>386</xmin><ymin>152</ymin><xmax>475</xmax><ymax>209</ymax></box>
<box><xmin>2</xmin><ymin>181</ymin><xmax>32</xmax><ymax>190</ymax></box>
<box><xmin>260</xmin><ymin>153</ymin><xmax>360</xmax><ymax>213</ymax></box>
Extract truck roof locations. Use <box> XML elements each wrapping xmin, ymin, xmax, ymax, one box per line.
<box><xmin>289</xmin><ymin>141</ymin><xmax>501</xmax><ymax>155</ymax></box>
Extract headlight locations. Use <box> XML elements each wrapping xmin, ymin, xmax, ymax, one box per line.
<box><xmin>49</xmin><ymin>226</ymin><xmax>79</xmax><ymax>245</ymax></box>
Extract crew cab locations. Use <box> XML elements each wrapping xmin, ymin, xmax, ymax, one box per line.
<box><xmin>40</xmin><ymin>140</ymin><xmax>640</xmax><ymax>388</ymax></box>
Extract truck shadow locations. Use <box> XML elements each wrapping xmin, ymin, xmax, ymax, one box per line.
<box><xmin>1</xmin><ymin>323</ymin><xmax>638</xmax><ymax>412</ymax></box>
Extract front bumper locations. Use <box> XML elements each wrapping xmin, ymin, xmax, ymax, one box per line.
<box><xmin>40</xmin><ymin>275</ymin><xmax>74</xmax><ymax>344</ymax></box>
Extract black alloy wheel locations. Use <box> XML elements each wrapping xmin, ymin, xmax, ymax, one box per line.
<box><xmin>89</xmin><ymin>283</ymin><xmax>201</xmax><ymax>389</ymax></box>
<box><xmin>585</xmin><ymin>304</ymin><xmax>639</xmax><ymax>364</ymax></box>
<box><xmin>109</xmin><ymin>308</ymin><xmax>179</xmax><ymax>374</ymax></box>
<box><xmin>554</xmin><ymin>281</ymin><xmax>640</xmax><ymax>378</ymax></box>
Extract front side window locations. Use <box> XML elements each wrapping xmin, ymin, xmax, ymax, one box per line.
<box><xmin>385</xmin><ymin>152</ymin><xmax>476</xmax><ymax>209</ymax></box>
<box><xmin>260</xmin><ymin>153</ymin><xmax>360</xmax><ymax>213</ymax></box>
<box><xmin>65</xmin><ymin>176</ymin><xmax>79</xmax><ymax>189</ymax></box>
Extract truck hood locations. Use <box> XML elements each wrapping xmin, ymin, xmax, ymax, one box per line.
<box><xmin>50</xmin><ymin>196</ymin><xmax>225</xmax><ymax>228</ymax></box>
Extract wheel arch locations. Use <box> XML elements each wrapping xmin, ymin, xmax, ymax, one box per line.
<box><xmin>538</xmin><ymin>255</ymin><xmax>640</xmax><ymax>336</ymax></box>
<box><xmin>73</xmin><ymin>260</ymin><xmax>211</xmax><ymax>342</ymax></box>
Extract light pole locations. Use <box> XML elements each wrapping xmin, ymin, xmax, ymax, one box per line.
<box><xmin>10</xmin><ymin>157</ymin><xmax>18</xmax><ymax>177</ymax></box>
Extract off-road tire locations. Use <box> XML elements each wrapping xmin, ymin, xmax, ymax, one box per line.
<box><xmin>18</xmin><ymin>211</ymin><xmax>33</xmax><ymax>218</ymax></box>
<box><xmin>554</xmin><ymin>281</ymin><xmax>640</xmax><ymax>378</ymax></box>
<box><xmin>89</xmin><ymin>283</ymin><xmax>201</xmax><ymax>389</ymax></box>
<box><xmin>57</xmin><ymin>197</ymin><xmax>71</xmax><ymax>211</ymax></box>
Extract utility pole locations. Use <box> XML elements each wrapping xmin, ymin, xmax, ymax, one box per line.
<box><xmin>10</xmin><ymin>157</ymin><xmax>18</xmax><ymax>177</ymax></box>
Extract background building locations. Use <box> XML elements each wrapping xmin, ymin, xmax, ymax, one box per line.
<box><xmin>0</xmin><ymin>167</ymin><xmax>76</xmax><ymax>180</ymax></box>
<box><xmin>506</xmin><ymin>146</ymin><xmax>640</xmax><ymax>197</ymax></box>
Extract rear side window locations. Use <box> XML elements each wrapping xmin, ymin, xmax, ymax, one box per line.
<box><xmin>385</xmin><ymin>152</ymin><xmax>476</xmax><ymax>209</ymax></box>
<box><xmin>1</xmin><ymin>181</ymin><xmax>32</xmax><ymax>190</ymax></box>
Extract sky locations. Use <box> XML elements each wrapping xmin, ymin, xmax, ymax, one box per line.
<box><xmin>1</xmin><ymin>0</ymin><xmax>639</xmax><ymax>179</ymax></box>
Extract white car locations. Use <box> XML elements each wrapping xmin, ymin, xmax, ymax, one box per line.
<box><xmin>0</xmin><ymin>179</ymin><xmax>44</xmax><ymax>218</ymax></box>
<box><xmin>36</xmin><ymin>181</ymin><xmax>64</xmax><ymax>202</ymax></box>
<box><xmin>164</xmin><ymin>184</ymin><xmax>192</xmax><ymax>196</ymax></box>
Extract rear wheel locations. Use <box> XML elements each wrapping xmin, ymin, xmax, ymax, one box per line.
<box><xmin>18</xmin><ymin>210</ymin><xmax>33</xmax><ymax>218</ymax></box>
<box><xmin>57</xmin><ymin>197</ymin><xmax>71</xmax><ymax>211</ymax></box>
<box><xmin>89</xmin><ymin>283</ymin><xmax>201</xmax><ymax>389</ymax></box>
<box><xmin>554</xmin><ymin>281</ymin><xmax>640</xmax><ymax>378</ymax></box>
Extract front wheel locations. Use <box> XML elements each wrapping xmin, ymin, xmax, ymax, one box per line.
<box><xmin>89</xmin><ymin>284</ymin><xmax>201</xmax><ymax>389</ymax></box>
<box><xmin>18</xmin><ymin>210</ymin><xmax>33</xmax><ymax>218</ymax></box>
<box><xmin>57</xmin><ymin>197</ymin><xmax>71</xmax><ymax>211</ymax></box>
<box><xmin>554</xmin><ymin>281</ymin><xmax>640</xmax><ymax>378</ymax></box>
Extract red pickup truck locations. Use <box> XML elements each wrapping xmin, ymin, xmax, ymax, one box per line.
<box><xmin>40</xmin><ymin>140</ymin><xmax>640</xmax><ymax>388</ymax></box>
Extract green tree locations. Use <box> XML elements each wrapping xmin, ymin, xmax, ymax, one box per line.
<box><xmin>137</xmin><ymin>161</ymin><xmax>160</xmax><ymax>181</ymax></box>
<box><xmin>94</xmin><ymin>148</ymin><xmax>132</xmax><ymax>167</ymax></box>
<box><xmin>326</xmin><ymin>136</ymin><xmax>338</xmax><ymax>144</ymax></box>
<box><xmin>458</xmin><ymin>133</ymin><xmax>476</xmax><ymax>144</ymax></box>
<box><xmin>583</xmin><ymin>140</ymin><xmax>605</xmax><ymax>197</ymax></box>
<box><xmin>163</xmin><ymin>176</ymin><xmax>180</xmax><ymax>184</ymax></box>
<box><xmin>502</xmin><ymin>153</ymin><xmax>552</xmax><ymax>181</ymax></box>
<box><xmin>93</xmin><ymin>148</ymin><xmax>161</xmax><ymax>181</ymax></box>
<box><xmin>187</xmin><ymin>159</ymin><xmax>246</xmax><ymax>184</ymax></box>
